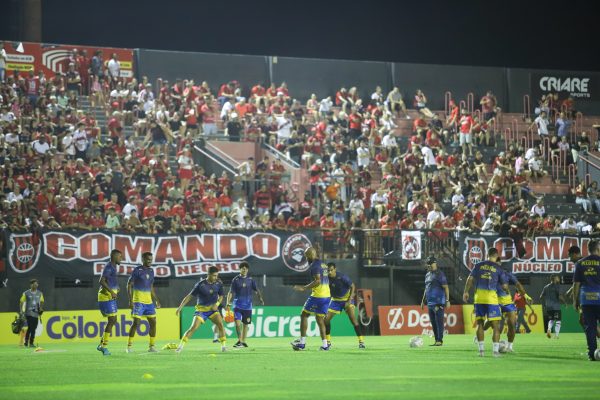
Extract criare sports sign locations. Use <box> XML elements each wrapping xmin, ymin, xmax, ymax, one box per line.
<box><xmin>4</xmin><ymin>230</ymin><xmax>314</xmax><ymax>278</ymax></box>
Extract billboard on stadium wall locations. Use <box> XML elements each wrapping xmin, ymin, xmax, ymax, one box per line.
<box><xmin>378</xmin><ymin>305</ymin><xmax>465</xmax><ymax>336</ymax></box>
<box><xmin>461</xmin><ymin>305</ymin><xmax>544</xmax><ymax>334</ymax></box>
<box><xmin>180</xmin><ymin>306</ymin><xmax>356</xmax><ymax>339</ymax></box>
<box><xmin>0</xmin><ymin>309</ymin><xmax>179</xmax><ymax>345</ymax></box>
<box><xmin>459</xmin><ymin>233</ymin><xmax>589</xmax><ymax>275</ymax></box>
<box><xmin>3</xmin><ymin>230</ymin><xmax>315</xmax><ymax>279</ymax></box>
<box><xmin>1</xmin><ymin>41</ymin><xmax>134</xmax><ymax>78</ymax></box>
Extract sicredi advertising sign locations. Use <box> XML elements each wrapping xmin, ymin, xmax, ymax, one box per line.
<box><xmin>180</xmin><ymin>306</ymin><xmax>356</xmax><ymax>339</ymax></box>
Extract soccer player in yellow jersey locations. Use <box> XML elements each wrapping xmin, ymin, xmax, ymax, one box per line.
<box><xmin>126</xmin><ymin>252</ymin><xmax>161</xmax><ymax>353</ymax></box>
<box><xmin>291</xmin><ymin>247</ymin><xmax>331</xmax><ymax>351</ymax></box>
<box><xmin>97</xmin><ymin>249</ymin><xmax>122</xmax><ymax>356</ymax></box>
<box><xmin>463</xmin><ymin>247</ymin><xmax>503</xmax><ymax>357</ymax></box>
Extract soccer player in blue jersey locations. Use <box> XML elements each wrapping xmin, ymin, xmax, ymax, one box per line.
<box><xmin>127</xmin><ymin>252</ymin><xmax>161</xmax><ymax>353</ymax></box>
<box><xmin>96</xmin><ymin>249</ymin><xmax>122</xmax><ymax>356</ymax></box>
<box><xmin>226</xmin><ymin>261</ymin><xmax>265</xmax><ymax>348</ymax></box>
<box><xmin>463</xmin><ymin>247</ymin><xmax>503</xmax><ymax>357</ymax></box>
<box><xmin>573</xmin><ymin>239</ymin><xmax>600</xmax><ymax>361</ymax></box>
<box><xmin>176</xmin><ymin>266</ymin><xmax>228</xmax><ymax>353</ymax></box>
<box><xmin>492</xmin><ymin>268</ymin><xmax>530</xmax><ymax>353</ymax></box>
<box><xmin>420</xmin><ymin>256</ymin><xmax>450</xmax><ymax>346</ymax></box>
<box><xmin>291</xmin><ymin>247</ymin><xmax>331</xmax><ymax>351</ymax></box>
<box><xmin>324</xmin><ymin>262</ymin><xmax>365</xmax><ymax>349</ymax></box>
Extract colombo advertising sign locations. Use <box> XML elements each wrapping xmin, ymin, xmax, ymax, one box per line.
<box><xmin>0</xmin><ymin>309</ymin><xmax>179</xmax><ymax>345</ymax></box>
<box><xmin>180</xmin><ymin>306</ymin><xmax>356</xmax><ymax>339</ymax></box>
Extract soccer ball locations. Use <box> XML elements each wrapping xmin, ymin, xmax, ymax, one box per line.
<box><xmin>498</xmin><ymin>340</ymin><xmax>508</xmax><ymax>353</ymax></box>
<box><xmin>595</xmin><ymin>349</ymin><xmax>600</xmax><ymax>361</ymax></box>
<box><xmin>409</xmin><ymin>336</ymin><xmax>424</xmax><ymax>348</ymax></box>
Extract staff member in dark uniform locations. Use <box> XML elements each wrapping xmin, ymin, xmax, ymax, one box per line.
<box><xmin>421</xmin><ymin>256</ymin><xmax>450</xmax><ymax>346</ymax></box>
<box><xmin>19</xmin><ymin>279</ymin><xmax>45</xmax><ymax>348</ymax></box>
<box><xmin>573</xmin><ymin>239</ymin><xmax>600</xmax><ymax>361</ymax></box>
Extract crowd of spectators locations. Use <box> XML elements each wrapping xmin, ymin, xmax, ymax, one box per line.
<box><xmin>1</xmin><ymin>42</ymin><xmax>599</xmax><ymax>258</ymax></box>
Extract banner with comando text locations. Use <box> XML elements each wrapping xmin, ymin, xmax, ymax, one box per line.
<box><xmin>4</xmin><ymin>229</ymin><xmax>315</xmax><ymax>279</ymax></box>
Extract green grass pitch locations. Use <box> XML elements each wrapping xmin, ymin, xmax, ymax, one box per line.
<box><xmin>1</xmin><ymin>334</ymin><xmax>599</xmax><ymax>399</ymax></box>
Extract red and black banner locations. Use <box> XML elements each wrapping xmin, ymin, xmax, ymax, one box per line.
<box><xmin>3</xmin><ymin>230</ymin><xmax>315</xmax><ymax>279</ymax></box>
<box><xmin>460</xmin><ymin>233</ymin><xmax>588</xmax><ymax>274</ymax></box>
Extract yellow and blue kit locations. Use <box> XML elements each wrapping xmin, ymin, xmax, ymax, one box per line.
<box><xmin>497</xmin><ymin>269</ymin><xmax>518</xmax><ymax>314</ymax></box>
<box><xmin>470</xmin><ymin>260</ymin><xmax>502</xmax><ymax>321</ymax></box>
<box><xmin>328</xmin><ymin>273</ymin><xmax>354</xmax><ymax>314</ymax></box>
<box><xmin>303</xmin><ymin>259</ymin><xmax>331</xmax><ymax>316</ymax></box>
<box><xmin>128</xmin><ymin>266</ymin><xmax>155</xmax><ymax>318</ymax></box>
<box><xmin>191</xmin><ymin>278</ymin><xmax>224</xmax><ymax>322</ymax></box>
<box><xmin>98</xmin><ymin>262</ymin><xmax>119</xmax><ymax>316</ymax></box>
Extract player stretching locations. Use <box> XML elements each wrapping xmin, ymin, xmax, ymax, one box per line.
<box><xmin>420</xmin><ymin>256</ymin><xmax>450</xmax><ymax>346</ymax></box>
<box><xmin>226</xmin><ymin>261</ymin><xmax>265</xmax><ymax>348</ymax></box>
<box><xmin>176</xmin><ymin>266</ymin><xmax>227</xmax><ymax>353</ymax></box>
<box><xmin>540</xmin><ymin>275</ymin><xmax>564</xmax><ymax>339</ymax></box>
<box><xmin>463</xmin><ymin>248</ymin><xmax>503</xmax><ymax>357</ymax></box>
<box><xmin>127</xmin><ymin>252</ymin><xmax>161</xmax><ymax>353</ymax></box>
<box><xmin>291</xmin><ymin>247</ymin><xmax>331</xmax><ymax>351</ymax></box>
<box><xmin>324</xmin><ymin>263</ymin><xmax>365</xmax><ymax>349</ymax></box>
<box><xmin>97</xmin><ymin>249</ymin><xmax>122</xmax><ymax>356</ymax></box>
<box><xmin>573</xmin><ymin>239</ymin><xmax>600</xmax><ymax>361</ymax></box>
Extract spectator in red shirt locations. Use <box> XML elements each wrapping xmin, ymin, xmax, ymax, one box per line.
<box><xmin>201</xmin><ymin>190</ymin><xmax>219</xmax><ymax>219</ymax></box>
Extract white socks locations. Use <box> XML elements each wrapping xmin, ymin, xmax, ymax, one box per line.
<box><xmin>492</xmin><ymin>342</ymin><xmax>499</xmax><ymax>353</ymax></box>
<box><xmin>322</xmin><ymin>339</ymin><xmax>328</xmax><ymax>347</ymax></box>
<box><xmin>555</xmin><ymin>321</ymin><xmax>561</xmax><ymax>337</ymax></box>
<box><xmin>300</xmin><ymin>337</ymin><xmax>306</xmax><ymax>345</ymax></box>
<box><xmin>508</xmin><ymin>342</ymin><xmax>513</xmax><ymax>350</ymax></box>
<box><xmin>547</xmin><ymin>320</ymin><xmax>554</xmax><ymax>332</ymax></box>
<box><xmin>478</xmin><ymin>341</ymin><xmax>485</xmax><ymax>352</ymax></box>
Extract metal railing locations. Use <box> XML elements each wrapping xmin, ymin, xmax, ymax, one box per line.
<box><xmin>523</xmin><ymin>94</ymin><xmax>531</xmax><ymax>121</ymax></box>
<box><xmin>262</xmin><ymin>142</ymin><xmax>301</xmax><ymax>168</ymax></box>
<box><xmin>193</xmin><ymin>145</ymin><xmax>238</xmax><ymax>175</ymax></box>
<box><xmin>444</xmin><ymin>91</ymin><xmax>452</xmax><ymax>117</ymax></box>
<box><xmin>357</xmin><ymin>228</ymin><xmax>459</xmax><ymax>267</ymax></box>
<box><xmin>467</xmin><ymin>92</ymin><xmax>474</xmax><ymax>114</ymax></box>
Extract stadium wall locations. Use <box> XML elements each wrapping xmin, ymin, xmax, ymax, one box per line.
<box><xmin>271</xmin><ymin>57</ymin><xmax>392</xmax><ymax>104</ymax></box>
<box><xmin>136</xmin><ymin>49</ymin><xmax>270</xmax><ymax>97</ymax></box>
<box><xmin>392</xmin><ymin>63</ymin><xmax>507</xmax><ymax>112</ymax></box>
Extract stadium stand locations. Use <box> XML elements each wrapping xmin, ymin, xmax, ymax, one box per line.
<box><xmin>2</xmin><ymin>43</ymin><xmax>600</xmax><ymax>271</ymax></box>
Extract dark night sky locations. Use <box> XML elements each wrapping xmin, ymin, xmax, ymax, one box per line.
<box><xmin>3</xmin><ymin>0</ymin><xmax>599</xmax><ymax>71</ymax></box>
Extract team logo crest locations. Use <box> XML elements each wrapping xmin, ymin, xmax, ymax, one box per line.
<box><xmin>463</xmin><ymin>237</ymin><xmax>488</xmax><ymax>271</ymax></box>
<box><xmin>402</xmin><ymin>235</ymin><xmax>420</xmax><ymax>260</ymax></box>
<box><xmin>282</xmin><ymin>234</ymin><xmax>312</xmax><ymax>272</ymax></box>
<box><xmin>9</xmin><ymin>233</ymin><xmax>41</xmax><ymax>273</ymax></box>
<box><xmin>242</xmin><ymin>283</ymin><xmax>246</xmax><ymax>287</ymax></box>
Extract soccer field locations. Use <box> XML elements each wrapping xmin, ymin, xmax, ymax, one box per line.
<box><xmin>1</xmin><ymin>334</ymin><xmax>598</xmax><ymax>400</ymax></box>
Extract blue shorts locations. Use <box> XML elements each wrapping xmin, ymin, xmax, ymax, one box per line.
<box><xmin>194</xmin><ymin>309</ymin><xmax>217</xmax><ymax>322</ymax></box>
<box><xmin>474</xmin><ymin>304</ymin><xmax>502</xmax><ymax>321</ymax></box>
<box><xmin>500</xmin><ymin>303</ymin><xmax>517</xmax><ymax>314</ymax></box>
<box><xmin>328</xmin><ymin>299</ymin><xmax>355</xmax><ymax>314</ymax></box>
<box><xmin>234</xmin><ymin>308</ymin><xmax>252</xmax><ymax>324</ymax></box>
<box><xmin>99</xmin><ymin>300</ymin><xmax>118</xmax><ymax>316</ymax></box>
<box><xmin>303</xmin><ymin>296</ymin><xmax>330</xmax><ymax>316</ymax></box>
<box><xmin>131</xmin><ymin>302</ymin><xmax>156</xmax><ymax>318</ymax></box>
